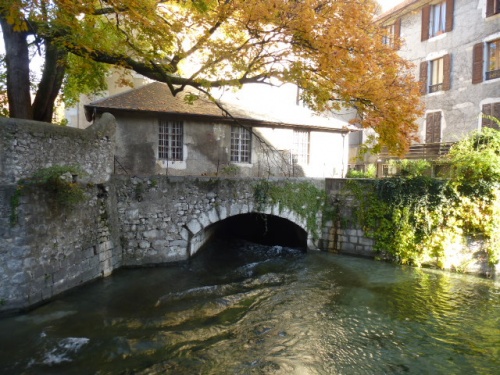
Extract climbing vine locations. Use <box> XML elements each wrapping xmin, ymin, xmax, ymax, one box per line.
<box><xmin>253</xmin><ymin>180</ymin><xmax>335</xmax><ymax>240</ymax></box>
<box><xmin>345</xmin><ymin>128</ymin><xmax>500</xmax><ymax>268</ymax></box>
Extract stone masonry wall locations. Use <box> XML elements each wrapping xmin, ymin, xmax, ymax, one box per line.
<box><xmin>322</xmin><ymin>178</ymin><xmax>375</xmax><ymax>257</ymax></box>
<box><xmin>0</xmin><ymin>113</ymin><xmax>116</xmax><ymax>185</ymax></box>
<box><xmin>0</xmin><ymin>115</ymin><xmax>121</xmax><ymax>313</ymax></box>
<box><xmin>115</xmin><ymin>176</ymin><xmax>324</xmax><ymax>266</ymax></box>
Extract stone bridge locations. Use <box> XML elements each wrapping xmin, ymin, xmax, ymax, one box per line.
<box><xmin>115</xmin><ymin>176</ymin><xmax>326</xmax><ymax>266</ymax></box>
<box><xmin>0</xmin><ymin>111</ymin><xmax>374</xmax><ymax>313</ymax></box>
<box><xmin>4</xmin><ymin>175</ymin><xmax>366</xmax><ymax>313</ymax></box>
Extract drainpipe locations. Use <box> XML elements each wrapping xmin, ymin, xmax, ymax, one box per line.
<box><xmin>341</xmin><ymin>130</ymin><xmax>349</xmax><ymax>178</ymax></box>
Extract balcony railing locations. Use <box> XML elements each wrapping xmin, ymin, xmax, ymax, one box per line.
<box><xmin>486</xmin><ymin>69</ymin><xmax>500</xmax><ymax>80</ymax></box>
<box><xmin>379</xmin><ymin>142</ymin><xmax>455</xmax><ymax>161</ymax></box>
<box><xmin>428</xmin><ymin>83</ymin><xmax>443</xmax><ymax>93</ymax></box>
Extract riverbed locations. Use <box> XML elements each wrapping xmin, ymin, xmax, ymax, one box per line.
<box><xmin>0</xmin><ymin>238</ymin><xmax>498</xmax><ymax>374</ymax></box>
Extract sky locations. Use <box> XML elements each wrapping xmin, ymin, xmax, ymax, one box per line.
<box><xmin>378</xmin><ymin>0</ymin><xmax>405</xmax><ymax>12</ymax></box>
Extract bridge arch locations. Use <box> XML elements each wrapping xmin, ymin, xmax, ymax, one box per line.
<box><xmin>186</xmin><ymin>202</ymin><xmax>319</xmax><ymax>257</ymax></box>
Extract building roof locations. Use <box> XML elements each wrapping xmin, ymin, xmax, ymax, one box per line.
<box><xmin>376</xmin><ymin>0</ymin><xmax>427</xmax><ymax>23</ymax></box>
<box><xmin>85</xmin><ymin>82</ymin><xmax>355</xmax><ymax>133</ymax></box>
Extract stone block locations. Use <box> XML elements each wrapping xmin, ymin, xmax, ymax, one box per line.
<box><xmin>143</xmin><ymin>229</ymin><xmax>160</xmax><ymax>239</ymax></box>
<box><xmin>180</xmin><ymin>227</ymin><xmax>190</xmax><ymax>241</ymax></box>
<box><xmin>170</xmin><ymin>240</ymin><xmax>188</xmax><ymax>247</ymax></box>
<box><xmin>198</xmin><ymin>212</ymin><xmax>211</xmax><ymax>228</ymax></box>
<box><xmin>139</xmin><ymin>240</ymin><xmax>150</xmax><ymax>249</ymax></box>
<box><xmin>230</xmin><ymin>203</ymin><xmax>241</xmax><ymax>216</ymax></box>
<box><xmin>152</xmin><ymin>240</ymin><xmax>168</xmax><ymax>249</ymax></box>
<box><xmin>186</xmin><ymin>219</ymin><xmax>202</xmax><ymax>234</ymax></box>
<box><xmin>126</xmin><ymin>209</ymin><xmax>139</xmax><ymax>219</ymax></box>
<box><xmin>359</xmin><ymin>237</ymin><xmax>374</xmax><ymax>246</ymax></box>
<box><xmin>207</xmin><ymin>208</ymin><xmax>219</xmax><ymax>223</ymax></box>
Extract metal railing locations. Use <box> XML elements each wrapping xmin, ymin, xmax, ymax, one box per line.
<box><xmin>379</xmin><ymin>142</ymin><xmax>455</xmax><ymax>160</ymax></box>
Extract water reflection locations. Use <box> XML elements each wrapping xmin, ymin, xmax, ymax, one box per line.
<box><xmin>0</xmin><ymin>239</ymin><xmax>498</xmax><ymax>374</ymax></box>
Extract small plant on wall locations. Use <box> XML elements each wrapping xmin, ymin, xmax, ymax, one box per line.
<box><xmin>11</xmin><ymin>165</ymin><xmax>86</xmax><ymax>225</ymax></box>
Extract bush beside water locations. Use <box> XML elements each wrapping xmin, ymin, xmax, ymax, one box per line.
<box><xmin>346</xmin><ymin>128</ymin><xmax>500</xmax><ymax>269</ymax></box>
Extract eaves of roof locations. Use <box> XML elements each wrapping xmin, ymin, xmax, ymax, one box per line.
<box><xmin>85</xmin><ymin>82</ymin><xmax>357</xmax><ymax>133</ymax></box>
<box><xmin>375</xmin><ymin>0</ymin><xmax>431</xmax><ymax>24</ymax></box>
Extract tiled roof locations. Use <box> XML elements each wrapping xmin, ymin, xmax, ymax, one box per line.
<box><xmin>85</xmin><ymin>82</ymin><xmax>354</xmax><ymax>132</ymax></box>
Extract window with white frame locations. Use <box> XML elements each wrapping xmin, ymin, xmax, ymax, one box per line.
<box><xmin>486</xmin><ymin>39</ymin><xmax>500</xmax><ymax>80</ymax></box>
<box><xmin>292</xmin><ymin>129</ymin><xmax>310</xmax><ymax>165</ymax></box>
<box><xmin>382</xmin><ymin>24</ymin><xmax>395</xmax><ymax>47</ymax></box>
<box><xmin>158</xmin><ymin>119</ymin><xmax>183</xmax><ymax>161</ymax></box>
<box><xmin>429</xmin><ymin>57</ymin><xmax>444</xmax><ymax>93</ymax></box>
<box><xmin>430</xmin><ymin>1</ymin><xmax>446</xmax><ymax>37</ymax></box>
<box><xmin>230</xmin><ymin>125</ymin><xmax>252</xmax><ymax>163</ymax></box>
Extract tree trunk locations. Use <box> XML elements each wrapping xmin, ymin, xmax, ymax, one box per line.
<box><xmin>32</xmin><ymin>39</ymin><xmax>67</xmax><ymax>122</ymax></box>
<box><xmin>0</xmin><ymin>16</ymin><xmax>33</xmax><ymax>119</ymax></box>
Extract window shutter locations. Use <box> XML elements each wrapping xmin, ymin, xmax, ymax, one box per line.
<box><xmin>442</xmin><ymin>54</ymin><xmax>452</xmax><ymax>91</ymax></box>
<box><xmin>472</xmin><ymin>43</ymin><xmax>484</xmax><ymax>84</ymax></box>
<box><xmin>419</xmin><ymin>61</ymin><xmax>428</xmax><ymax>95</ymax></box>
<box><xmin>486</xmin><ymin>0</ymin><xmax>495</xmax><ymax>17</ymax></box>
<box><xmin>394</xmin><ymin>18</ymin><xmax>401</xmax><ymax>50</ymax></box>
<box><xmin>426</xmin><ymin>112</ymin><xmax>442</xmax><ymax>143</ymax></box>
<box><xmin>445</xmin><ymin>0</ymin><xmax>454</xmax><ymax>32</ymax></box>
<box><xmin>421</xmin><ymin>5</ymin><xmax>430</xmax><ymax>41</ymax></box>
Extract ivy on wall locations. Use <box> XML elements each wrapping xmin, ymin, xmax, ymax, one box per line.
<box><xmin>253</xmin><ymin>180</ymin><xmax>334</xmax><ymax>240</ymax></box>
<box><xmin>345</xmin><ymin>128</ymin><xmax>500</xmax><ymax>268</ymax></box>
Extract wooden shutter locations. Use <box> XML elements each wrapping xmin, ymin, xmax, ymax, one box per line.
<box><xmin>482</xmin><ymin>103</ymin><xmax>500</xmax><ymax>130</ymax></box>
<box><xmin>421</xmin><ymin>5</ymin><xmax>430</xmax><ymax>41</ymax></box>
<box><xmin>445</xmin><ymin>0</ymin><xmax>454</xmax><ymax>32</ymax></box>
<box><xmin>486</xmin><ymin>0</ymin><xmax>495</xmax><ymax>17</ymax></box>
<box><xmin>426</xmin><ymin>112</ymin><xmax>442</xmax><ymax>144</ymax></box>
<box><xmin>419</xmin><ymin>61</ymin><xmax>428</xmax><ymax>95</ymax></box>
<box><xmin>472</xmin><ymin>43</ymin><xmax>484</xmax><ymax>84</ymax></box>
<box><xmin>442</xmin><ymin>54</ymin><xmax>452</xmax><ymax>91</ymax></box>
<box><xmin>394</xmin><ymin>18</ymin><xmax>401</xmax><ymax>50</ymax></box>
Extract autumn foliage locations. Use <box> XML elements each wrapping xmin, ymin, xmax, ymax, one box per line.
<box><xmin>1</xmin><ymin>0</ymin><xmax>422</xmax><ymax>154</ymax></box>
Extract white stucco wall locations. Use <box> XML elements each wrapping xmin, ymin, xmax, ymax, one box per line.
<box><xmin>108</xmin><ymin>111</ymin><xmax>348</xmax><ymax>178</ymax></box>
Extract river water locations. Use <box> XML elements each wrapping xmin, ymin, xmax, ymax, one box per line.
<box><xmin>1</xmin><ymin>239</ymin><xmax>499</xmax><ymax>374</ymax></box>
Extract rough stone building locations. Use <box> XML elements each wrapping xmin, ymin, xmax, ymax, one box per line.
<box><xmin>85</xmin><ymin>82</ymin><xmax>356</xmax><ymax>178</ymax></box>
<box><xmin>350</xmin><ymin>0</ymin><xmax>500</xmax><ymax>173</ymax></box>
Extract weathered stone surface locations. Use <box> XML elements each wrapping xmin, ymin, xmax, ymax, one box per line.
<box><xmin>3</xmin><ymin>134</ymin><xmax>495</xmax><ymax>316</ymax></box>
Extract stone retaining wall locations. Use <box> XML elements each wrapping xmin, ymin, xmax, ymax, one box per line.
<box><xmin>0</xmin><ymin>115</ymin><xmax>120</xmax><ymax>313</ymax></box>
<box><xmin>0</xmin><ymin>113</ymin><xmax>116</xmax><ymax>185</ymax></box>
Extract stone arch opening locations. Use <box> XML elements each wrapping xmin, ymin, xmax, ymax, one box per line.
<box><xmin>212</xmin><ymin>213</ymin><xmax>307</xmax><ymax>249</ymax></box>
<box><xmin>189</xmin><ymin>212</ymin><xmax>308</xmax><ymax>257</ymax></box>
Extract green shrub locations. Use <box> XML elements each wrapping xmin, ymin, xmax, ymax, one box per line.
<box><xmin>345</xmin><ymin>128</ymin><xmax>500</xmax><ymax>267</ymax></box>
<box><xmin>346</xmin><ymin>164</ymin><xmax>376</xmax><ymax>178</ymax></box>
<box><xmin>389</xmin><ymin>159</ymin><xmax>431</xmax><ymax>177</ymax></box>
